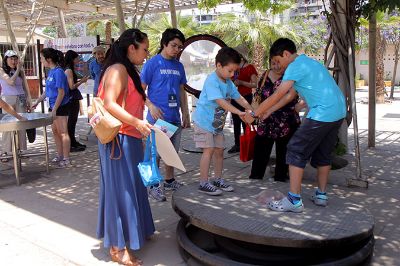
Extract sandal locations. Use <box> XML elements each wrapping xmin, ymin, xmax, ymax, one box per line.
<box><xmin>110</xmin><ymin>247</ymin><xmax>142</xmax><ymax>266</ymax></box>
<box><xmin>268</xmin><ymin>197</ymin><xmax>304</xmax><ymax>213</ymax></box>
<box><xmin>1</xmin><ymin>152</ymin><xmax>9</xmax><ymax>163</ymax></box>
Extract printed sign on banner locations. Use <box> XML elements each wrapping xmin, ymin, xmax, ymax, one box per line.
<box><xmin>44</xmin><ymin>37</ymin><xmax>97</xmax><ymax>53</ymax></box>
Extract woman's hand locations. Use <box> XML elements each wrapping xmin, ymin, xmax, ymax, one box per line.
<box><xmin>136</xmin><ymin>120</ymin><xmax>152</xmax><ymax>137</ymax></box>
<box><xmin>30</xmin><ymin>102</ymin><xmax>38</xmax><ymax>111</ymax></box>
<box><xmin>17</xmin><ymin>115</ymin><xmax>27</xmax><ymax>121</ymax></box>
<box><xmin>148</xmin><ymin>103</ymin><xmax>164</xmax><ymax>121</ymax></box>
<box><xmin>51</xmin><ymin>109</ymin><xmax>57</xmax><ymax>118</ymax></box>
<box><xmin>81</xmin><ymin>75</ymin><xmax>89</xmax><ymax>83</ymax></box>
<box><xmin>234</xmin><ymin>80</ymin><xmax>242</xmax><ymax>86</ymax></box>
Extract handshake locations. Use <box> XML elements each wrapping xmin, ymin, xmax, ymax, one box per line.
<box><xmin>238</xmin><ymin>110</ymin><xmax>265</xmax><ymax>124</ymax></box>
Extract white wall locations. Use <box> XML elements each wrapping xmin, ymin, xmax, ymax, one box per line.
<box><xmin>306</xmin><ymin>44</ymin><xmax>400</xmax><ymax>86</ymax></box>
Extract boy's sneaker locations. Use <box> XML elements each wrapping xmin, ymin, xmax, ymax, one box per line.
<box><xmin>164</xmin><ymin>180</ymin><xmax>183</xmax><ymax>191</ymax></box>
<box><xmin>268</xmin><ymin>197</ymin><xmax>304</xmax><ymax>213</ymax></box>
<box><xmin>198</xmin><ymin>183</ymin><xmax>222</xmax><ymax>196</ymax></box>
<box><xmin>149</xmin><ymin>186</ymin><xmax>167</xmax><ymax>202</ymax></box>
<box><xmin>311</xmin><ymin>193</ymin><xmax>328</xmax><ymax>207</ymax></box>
<box><xmin>213</xmin><ymin>179</ymin><xmax>234</xmax><ymax>192</ymax></box>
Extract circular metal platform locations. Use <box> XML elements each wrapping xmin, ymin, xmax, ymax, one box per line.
<box><xmin>172</xmin><ymin>182</ymin><xmax>375</xmax><ymax>265</ymax></box>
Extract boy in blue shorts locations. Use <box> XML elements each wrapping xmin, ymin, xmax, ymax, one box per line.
<box><xmin>193</xmin><ymin>47</ymin><xmax>253</xmax><ymax>196</ymax></box>
<box><xmin>245</xmin><ymin>38</ymin><xmax>346</xmax><ymax>212</ymax></box>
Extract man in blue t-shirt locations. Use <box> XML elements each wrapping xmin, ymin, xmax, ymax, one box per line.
<box><xmin>245</xmin><ymin>38</ymin><xmax>346</xmax><ymax>213</ymax></box>
<box><xmin>89</xmin><ymin>46</ymin><xmax>105</xmax><ymax>96</ymax></box>
<box><xmin>141</xmin><ymin>28</ymin><xmax>190</xmax><ymax>202</ymax></box>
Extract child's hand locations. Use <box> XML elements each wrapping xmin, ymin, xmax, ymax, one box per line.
<box><xmin>295</xmin><ymin>100</ymin><xmax>307</xmax><ymax>113</ymax></box>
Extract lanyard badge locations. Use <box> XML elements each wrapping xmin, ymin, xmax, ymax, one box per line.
<box><xmin>168</xmin><ymin>93</ymin><xmax>178</xmax><ymax>108</ymax></box>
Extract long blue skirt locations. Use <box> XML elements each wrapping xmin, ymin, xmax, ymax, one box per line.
<box><xmin>97</xmin><ymin>134</ymin><xmax>155</xmax><ymax>250</ymax></box>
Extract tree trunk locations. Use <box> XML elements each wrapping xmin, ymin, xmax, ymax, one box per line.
<box><xmin>252</xmin><ymin>42</ymin><xmax>265</xmax><ymax>76</ymax></box>
<box><xmin>105</xmin><ymin>21</ymin><xmax>112</xmax><ymax>45</ymax></box>
<box><xmin>115</xmin><ymin>0</ymin><xmax>125</xmax><ymax>35</ymax></box>
<box><xmin>376</xmin><ymin>28</ymin><xmax>386</xmax><ymax>103</ymax></box>
<box><xmin>329</xmin><ymin>0</ymin><xmax>350</xmax><ymax>151</ymax></box>
<box><xmin>368</xmin><ymin>13</ymin><xmax>376</xmax><ymax>148</ymax></box>
<box><xmin>169</xmin><ymin>0</ymin><xmax>178</xmax><ymax>28</ymax></box>
<box><xmin>389</xmin><ymin>43</ymin><xmax>399</xmax><ymax>99</ymax></box>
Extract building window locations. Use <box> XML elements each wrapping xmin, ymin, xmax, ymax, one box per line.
<box><xmin>0</xmin><ymin>44</ymin><xmax>37</xmax><ymax>77</ymax></box>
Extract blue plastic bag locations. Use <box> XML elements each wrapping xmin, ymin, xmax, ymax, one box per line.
<box><xmin>138</xmin><ymin>130</ymin><xmax>164</xmax><ymax>187</ymax></box>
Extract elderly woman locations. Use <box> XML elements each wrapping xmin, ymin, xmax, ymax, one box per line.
<box><xmin>0</xmin><ymin>50</ymin><xmax>30</xmax><ymax>162</ymax></box>
<box><xmin>249</xmin><ymin>59</ymin><xmax>300</xmax><ymax>181</ymax></box>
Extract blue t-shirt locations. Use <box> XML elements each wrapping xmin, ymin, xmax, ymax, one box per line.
<box><xmin>193</xmin><ymin>71</ymin><xmax>241</xmax><ymax>134</ymax></box>
<box><xmin>140</xmin><ymin>54</ymin><xmax>187</xmax><ymax>124</ymax></box>
<box><xmin>45</xmin><ymin>67</ymin><xmax>70</xmax><ymax>109</ymax></box>
<box><xmin>282</xmin><ymin>54</ymin><xmax>346</xmax><ymax>122</ymax></box>
<box><xmin>89</xmin><ymin>59</ymin><xmax>102</xmax><ymax>96</ymax></box>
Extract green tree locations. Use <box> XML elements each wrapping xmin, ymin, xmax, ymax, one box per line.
<box><xmin>139</xmin><ymin>12</ymin><xmax>202</xmax><ymax>56</ymax></box>
<box><xmin>206</xmin><ymin>13</ymin><xmax>298</xmax><ymax>72</ymax></box>
<box><xmin>42</xmin><ymin>26</ymin><xmax>57</xmax><ymax>38</ymax></box>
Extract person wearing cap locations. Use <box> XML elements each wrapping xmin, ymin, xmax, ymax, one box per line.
<box><xmin>89</xmin><ymin>46</ymin><xmax>105</xmax><ymax>97</ymax></box>
<box><xmin>0</xmin><ymin>50</ymin><xmax>30</xmax><ymax>162</ymax></box>
<box><xmin>227</xmin><ymin>45</ymin><xmax>258</xmax><ymax>154</ymax></box>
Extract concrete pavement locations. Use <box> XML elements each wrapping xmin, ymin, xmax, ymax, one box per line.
<box><xmin>0</xmin><ymin>88</ymin><xmax>400</xmax><ymax>266</ymax></box>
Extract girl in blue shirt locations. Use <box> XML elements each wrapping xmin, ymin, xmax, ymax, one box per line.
<box><xmin>32</xmin><ymin>48</ymin><xmax>71</xmax><ymax>168</ymax></box>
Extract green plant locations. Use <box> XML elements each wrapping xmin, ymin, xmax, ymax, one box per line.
<box><xmin>334</xmin><ymin>141</ymin><xmax>347</xmax><ymax>156</ymax></box>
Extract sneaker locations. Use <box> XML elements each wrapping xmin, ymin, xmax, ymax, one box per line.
<box><xmin>56</xmin><ymin>159</ymin><xmax>72</xmax><ymax>168</ymax></box>
<box><xmin>164</xmin><ymin>180</ymin><xmax>183</xmax><ymax>191</ymax></box>
<box><xmin>149</xmin><ymin>186</ymin><xmax>167</xmax><ymax>202</ymax></box>
<box><xmin>198</xmin><ymin>182</ymin><xmax>222</xmax><ymax>196</ymax></box>
<box><xmin>227</xmin><ymin>145</ymin><xmax>240</xmax><ymax>154</ymax></box>
<box><xmin>51</xmin><ymin>156</ymin><xmax>63</xmax><ymax>164</ymax></box>
<box><xmin>213</xmin><ymin>179</ymin><xmax>234</xmax><ymax>192</ymax></box>
<box><xmin>268</xmin><ymin>197</ymin><xmax>304</xmax><ymax>213</ymax></box>
<box><xmin>311</xmin><ymin>193</ymin><xmax>328</xmax><ymax>207</ymax></box>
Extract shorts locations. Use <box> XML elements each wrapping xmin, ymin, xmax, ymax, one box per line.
<box><xmin>286</xmin><ymin>118</ymin><xmax>343</xmax><ymax>168</ymax></box>
<box><xmin>193</xmin><ymin>124</ymin><xmax>224</xmax><ymax>149</ymax></box>
<box><xmin>49</xmin><ymin>103</ymin><xmax>70</xmax><ymax>116</ymax></box>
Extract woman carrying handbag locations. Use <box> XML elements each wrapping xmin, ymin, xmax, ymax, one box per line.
<box><xmin>249</xmin><ymin>59</ymin><xmax>300</xmax><ymax>182</ymax></box>
<box><xmin>96</xmin><ymin>29</ymin><xmax>154</xmax><ymax>266</ymax></box>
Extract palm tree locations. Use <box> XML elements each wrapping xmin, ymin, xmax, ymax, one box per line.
<box><xmin>139</xmin><ymin>12</ymin><xmax>201</xmax><ymax>55</ymax></box>
<box><xmin>206</xmin><ymin>13</ymin><xmax>299</xmax><ymax>73</ymax></box>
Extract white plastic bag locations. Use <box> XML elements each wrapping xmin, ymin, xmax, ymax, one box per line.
<box><xmin>256</xmin><ymin>189</ymin><xmax>285</xmax><ymax>205</ymax></box>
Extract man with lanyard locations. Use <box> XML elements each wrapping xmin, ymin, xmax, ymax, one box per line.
<box><xmin>141</xmin><ymin>28</ymin><xmax>190</xmax><ymax>202</ymax></box>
